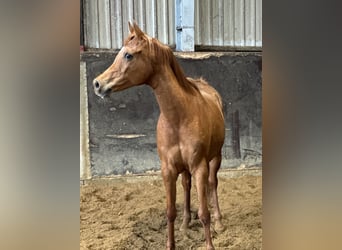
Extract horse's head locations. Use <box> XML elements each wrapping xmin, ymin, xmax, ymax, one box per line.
<box><xmin>93</xmin><ymin>22</ymin><xmax>153</xmax><ymax>98</ymax></box>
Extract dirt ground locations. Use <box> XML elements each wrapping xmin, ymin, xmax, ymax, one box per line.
<box><xmin>80</xmin><ymin>172</ymin><xmax>262</xmax><ymax>250</ymax></box>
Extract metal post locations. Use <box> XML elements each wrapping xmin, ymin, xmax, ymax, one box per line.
<box><xmin>231</xmin><ymin>110</ymin><xmax>241</xmax><ymax>159</ymax></box>
<box><xmin>80</xmin><ymin>62</ymin><xmax>91</xmax><ymax>179</ymax></box>
<box><xmin>175</xmin><ymin>0</ymin><xmax>195</xmax><ymax>51</ymax></box>
<box><xmin>80</xmin><ymin>0</ymin><xmax>84</xmax><ymax>49</ymax></box>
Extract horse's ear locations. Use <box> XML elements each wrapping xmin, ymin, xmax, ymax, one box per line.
<box><xmin>133</xmin><ymin>21</ymin><xmax>144</xmax><ymax>37</ymax></box>
<box><xmin>128</xmin><ymin>21</ymin><xmax>134</xmax><ymax>34</ymax></box>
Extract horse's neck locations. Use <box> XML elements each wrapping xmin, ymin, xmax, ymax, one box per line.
<box><xmin>150</xmin><ymin>67</ymin><xmax>193</xmax><ymax>122</ymax></box>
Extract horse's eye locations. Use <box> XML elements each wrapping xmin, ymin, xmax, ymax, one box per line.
<box><xmin>124</xmin><ymin>53</ymin><xmax>133</xmax><ymax>60</ymax></box>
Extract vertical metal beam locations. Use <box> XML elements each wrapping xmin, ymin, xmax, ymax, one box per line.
<box><xmin>175</xmin><ymin>0</ymin><xmax>195</xmax><ymax>51</ymax></box>
<box><xmin>157</xmin><ymin>0</ymin><xmax>168</xmax><ymax>44</ymax></box>
<box><xmin>204</xmin><ymin>0</ymin><xmax>212</xmax><ymax>45</ymax></box>
<box><xmin>80</xmin><ymin>62</ymin><xmax>91</xmax><ymax>179</ymax></box>
<box><xmin>122</xmin><ymin>0</ymin><xmax>134</xmax><ymax>40</ymax></box>
<box><xmin>245</xmin><ymin>0</ymin><xmax>256</xmax><ymax>46</ymax></box>
<box><xmin>231</xmin><ymin>110</ymin><xmax>241</xmax><ymax>159</ymax></box>
<box><xmin>223</xmin><ymin>0</ymin><xmax>235</xmax><ymax>46</ymax></box>
<box><xmin>234</xmin><ymin>0</ymin><xmax>245</xmax><ymax>46</ymax></box>
<box><xmin>194</xmin><ymin>0</ymin><xmax>200</xmax><ymax>45</ymax></box>
<box><xmin>146</xmin><ymin>0</ymin><xmax>157</xmax><ymax>38</ymax></box>
<box><xmin>84</xmin><ymin>0</ymin><xmax>100</xmax><ymax>48</ymax></box>
<box><xmin>98</xmin><ymin>0</ymin><xmax>111</xmax><ymax>49</ymax></box>
<box><xmin>255</xmin><ymin>0</ymin><xmax>262</xmax><ymax>47</ymax></box>
<box><xmin>110</xmin><ymin>0</ymin><xmax>123</xmax><ymax>49</ymax></box>
<box><xmin>168</xmin><ymin>0</ymin><xmax>176</xmax><ymax>46</ymax></box>
<box><xmin>133</xmin><ymin>0</ymin><xmax>145</xmax><ymax>31</ymax></box>
<box><xmin>212</xmin><ymin>0</ymin><xmax>224</xmax><ymax>46</ymax></box>
<box><xmin>80</xmin><ymin>0</ymin><xmax>84</xmax><ymax>46</ymax></box>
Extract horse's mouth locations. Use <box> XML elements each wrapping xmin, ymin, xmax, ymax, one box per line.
<box><xmin>95</xmin><ymin>87</ymin><xmax>112</xmax><ymax>99</ymax></box>
<box><xmin>103</xmin><ymin>88</ymin><xmax>112</xmax><ymax>97</ymax></box>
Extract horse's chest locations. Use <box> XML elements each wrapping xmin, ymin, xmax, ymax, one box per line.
<box><xmin>157</xmin><ymin>118</ymin><xmax>213</xmax><ymax>167</ymax></box>
<box><xmin>158</xmin><ymin>135</ymin><xmax>206</xmax><ymax>167</ymax></box>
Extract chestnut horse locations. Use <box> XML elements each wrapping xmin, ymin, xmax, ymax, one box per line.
<box><xmin>93</xmin><ymin>22</ymin><xmax>225</xmax><ymax>250</ymax></box>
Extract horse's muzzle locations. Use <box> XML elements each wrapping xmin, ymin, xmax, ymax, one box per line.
<box><xmin>93</xmin><ymin>79</ymin><xmax>111</xmax><ymax>98</ymax></box>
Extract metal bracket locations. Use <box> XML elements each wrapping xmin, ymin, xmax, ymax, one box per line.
<box><xmin>176</xmin><ymin>25</ymin><xmax>195</xmax><ymax>31</ymax></box>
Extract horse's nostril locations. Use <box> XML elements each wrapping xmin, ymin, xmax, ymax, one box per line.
<box><xmin>93</xmin><ymin>79</ymin><xmax>101</xmax><ymax>89</ymax></box>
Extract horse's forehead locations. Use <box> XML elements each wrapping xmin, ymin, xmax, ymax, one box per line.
<box><xmin>118</xmin><ymin>46</ymin><xmax>125</xmax><ymax>54</ymax></box>
<box><xmin>124</xmin><ymin>34</ymin><xmax>150</xmax><ymax>50</ymax></box>
<box><xmin>120</xmin><ymin>45</ymin><xmax>135</xmax><ymax>54</ymax></box>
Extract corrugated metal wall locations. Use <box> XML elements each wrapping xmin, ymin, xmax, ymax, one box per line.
<box><xmin>83</xmin><ymin>0</ymin><xmax>262</xmax><ymax>50</ymax></box>
<box><xmin>195</xmin><ymin>0</ymin><xmax>262</xmax><ymax>47</ymax></box>
<box><xmin>83</xmin><ymin>0</ymin><xmax>175</xmax><ymax>49</ymax></box>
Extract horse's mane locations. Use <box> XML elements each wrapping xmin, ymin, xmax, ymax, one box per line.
<box><xmin>149</xmin><ymin>38</ymin><xmax>199</xmax><ymax>94</ymax></box>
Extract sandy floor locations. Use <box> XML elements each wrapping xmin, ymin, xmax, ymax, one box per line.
<box><xmin>80</xmin><ymin>173</ymin><xmax>262</xmax><ymax>250</ymax></box>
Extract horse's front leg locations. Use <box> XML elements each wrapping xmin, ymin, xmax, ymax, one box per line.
<box><xmin>180</xmin><ymin>170</ymin><xmax>191</xmax><ymax>231</ymax></box>
<box><xmin>194</xmin><ymin>159</ymin><xmax>215</xmax><ymax>250</ymax></box>
<box><xmin>161</xmin><ymin>163</ymin><xmax>178</xmax><ymax>250</ymax></box>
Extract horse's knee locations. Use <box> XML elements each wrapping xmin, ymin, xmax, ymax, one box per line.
<box><xmin>208</xmin><ymin>179</ymin><xmax>217</xmax><ymax>190</ymax></box>
<box><xmin>167</xmin><ymin>206</ymin><xmax>177</xmax><ymax>222</ymax></box>
<box><xmin>208</xmin><ymin>172</ymin><xmax>218</xmax><ymax>186</ymax></box>
<box><xmin>198</xmin><ymin>209</ymin><xmax>211</xmax><ymax>226</ymax></box>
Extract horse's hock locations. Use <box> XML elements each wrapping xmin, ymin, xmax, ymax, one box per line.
<box><xmin>80</xmin><ymin>51</ymin><xmax>262</xmax><ymax>177</ymax></box>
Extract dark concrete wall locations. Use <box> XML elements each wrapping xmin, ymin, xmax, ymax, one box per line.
<box><xmin>81</xmin><ymin>52</ymin><xmax>262</xmax><ymax>176</ymax></box>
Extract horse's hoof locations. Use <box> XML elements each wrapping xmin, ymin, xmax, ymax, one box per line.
<box><xmin>166</xmin><ymin>243</ymin><xmax>175</xmax><ymax>250</ymax></box>
<box><xmin>214</xmin><ymin>221</ymin><xmax>225</xmax><ymax>233</ymax></box>
<box><xmin>179</xmin><ymin>222</ymin><xmax>189</xmax><ymax>231</ymax></box>
<box><xmin>206</xmin><ymin>244</ymin><xmax>215</xmax><ymax>250</ymax></box>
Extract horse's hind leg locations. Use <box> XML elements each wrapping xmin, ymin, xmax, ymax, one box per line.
<box><xmin>209</xmin><ymin>155</ymin><xmax>225</xmax><ymax>232</ymax></box>
<box><xmin>180</xmin><ymin>170</ymin><xmax>191</xmax><ymax>231</ymax></box>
